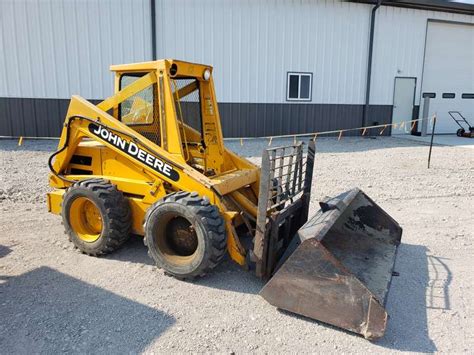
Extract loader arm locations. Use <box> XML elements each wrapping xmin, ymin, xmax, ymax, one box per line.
<box><xmin>50</xmin><ymin>96</ymin><xmax>214</xmax><ymax>199</ymax></box>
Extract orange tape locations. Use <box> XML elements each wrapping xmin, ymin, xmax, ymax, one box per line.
<box><xmin>227</xmin><ymin>118</ymin><xmax>426</xmax><ymax>142</ymax></box>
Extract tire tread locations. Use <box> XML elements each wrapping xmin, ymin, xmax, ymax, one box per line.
<box><xmin>144</xmin><ymin>191</ymin><xmax>227</xmax><ymax>280</ymax></box>
<box><xmin>62</xmin><ymin>178</ymin><xmax>131</xmax><ymax>256</ymax></box>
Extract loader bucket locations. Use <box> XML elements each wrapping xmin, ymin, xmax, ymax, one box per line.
<box><xmin>260</xmin><ymin>188</ymin><xmax>402</xmax><ymax>340</ymax></box>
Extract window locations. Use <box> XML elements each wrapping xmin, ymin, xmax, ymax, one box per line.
<box><xmin>422</xmin><ymin>92</ymin><xmax>436</xmax><ymax>99</ymax></box>
<box><xmin>462</xmin><ymin>93</ymin><xmax>474</xmax><ymax>99</ymax></box>
<box><xmin>171</xmin><ymin>78</ymin><xmax>203</xmax><ymax>136</ymax></box>
<box><xmin>119</xmin><ymin>73</ymin><xmax>155</xmax><ymax>125</ymax></box>
<box><xmin>442</xmin><ymin>93</ymin><xmax>455</xmax><ymax>99</ymax></box>
<box><xmin>287</xmin><ymin>72</ymin><xmax>312</xmax><ymax>101</ymax></box>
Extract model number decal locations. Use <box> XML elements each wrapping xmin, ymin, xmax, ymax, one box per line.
<box><xmin>89</xmin><ymin>123</ymin><xmax>179</xmax><ymax>182</ymax></box>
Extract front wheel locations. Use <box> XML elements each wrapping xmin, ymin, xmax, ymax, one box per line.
<box><xmin>144</xmin><ymin>192</ymin><xmax>227</xmax><ymax>280</ymax></box>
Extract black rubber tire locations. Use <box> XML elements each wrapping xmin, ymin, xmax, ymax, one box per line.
<box><xmin>62</xmin><ymin>178</ymin><xmax>132</xmax><ymax>256</ymax></box>
<box><xmin>457</xmin><ymin>128</ymin><xmax>465</xmax><ymax>137</ymax></box>
<box><xmin>144</xmin><ymin>191</ymin><xmax>227</xmax><ymax>280</ymax></box>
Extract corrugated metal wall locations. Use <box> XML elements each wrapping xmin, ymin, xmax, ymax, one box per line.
<box><xmin>371</xmin><ymin>6</ymin><xmax>474</xmax><ymax>106</ymax></box>
<box><xmin>157</xmin><ymin>0</ymin><xmax>473</xmax><ymax>107</ymax></box>
<box><xmin>156</xmin><ymin>0</ymin><xmax>371</xmax><ymax>104</ymax></box>
<box><xmin>0</xmin><ymin>0</ymin><xmax>472</xmax><ymax>138</ymax></box>
<box><xmin>0</xmin><ymin>0</ymin><xmax>152</xmax><ymax>100</ymax></box>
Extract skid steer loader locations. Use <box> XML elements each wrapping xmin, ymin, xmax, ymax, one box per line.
<box><xmin>47</xmin><ymin>60</ymin><xmax>402</xmax><ymax>340</ymax></box>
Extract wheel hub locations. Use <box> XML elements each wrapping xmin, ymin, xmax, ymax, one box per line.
<box><xmin>166</xmin><ymin>217</ymin><xmax>198</xmax><ymax>256</ymax></box>
<box><xmin>69</xmin><ymin>197</ymin><xmax>103</xmax><ymax>243</ymax></box>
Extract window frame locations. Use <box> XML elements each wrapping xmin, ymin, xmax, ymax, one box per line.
<box><xmin>171</xmin><ymin>77</ymin><xmax>205</xmax><ymax>140</ymax></box>
<box><xmin>286</xmin><ymin>72</ymin><xmax>313</xmax><ymax>102</ymax></box>
<box><xmin>118</xmin><ymin>72</ymin><xmax>156</xmax><ymax>126</ymax></box>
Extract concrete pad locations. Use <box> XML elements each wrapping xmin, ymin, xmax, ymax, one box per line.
<box><xmin>394</xmin><ymin>134</ymin><xmax>474</xmax><ymax>149</ymax></box>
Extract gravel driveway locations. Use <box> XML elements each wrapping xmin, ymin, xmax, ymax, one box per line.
<box><xmin>0</xmin><ymin>136</ymin><xmax>472</xmax><ymax>353</ymax></box>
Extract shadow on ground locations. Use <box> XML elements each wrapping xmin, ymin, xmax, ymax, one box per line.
<box><xmin>233</xmin><ymin>242</ymin><xmax>441</xmax><ymax>352</ymax></box>
<box><xmin>108</xmin><ymin>236</ymin><xmax>443</xmax><ymax>352</ymax></box>
<box><xmin>376</xmin><ymin>243</ymin><xmax>443</xmax><ymax>352</ymax></box>
<box><xmin>0</xmin><ymin>244</ymin><xmax>12</xmax><ymax>258</ymax></box>
<box><xmin>107</xmin><ymin>236</ymin><xmax>154</xmax><ymax>266</ymax></box>
<box><xmin>0</xmin><ymin>266</ymin><xmax>174</xmax><ymax>353</ymax></box>
<box><xmin>108</xmin><ymin>236</ymin><xmax>264</xmax><ymax>295</ymax></box>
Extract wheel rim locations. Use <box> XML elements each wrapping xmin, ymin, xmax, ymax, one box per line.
<box><xmin>155</xmin><ymin>214</ymin><xmax>199</xmax><ymax>266</ymax></box>
<box><xmin>69</xmin><ymin>197</ymin><xmax>103</xmax><ymax>242</ymax></box>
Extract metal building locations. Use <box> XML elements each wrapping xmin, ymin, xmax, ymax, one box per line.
<box><xmin>1</xmin><ymin>0</ymin><xmax>473</xmax><ymax>138</ymax></box>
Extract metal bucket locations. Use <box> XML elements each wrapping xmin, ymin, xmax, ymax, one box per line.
<box><xmin>260</xmin><ymin>188</ymin><xmax>402</xmax><ymax>340</ymax></box>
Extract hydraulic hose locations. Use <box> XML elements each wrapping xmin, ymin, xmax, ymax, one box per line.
<box><xmin>48</xmin><ymin>116</ymin><xmax>79</xmax><ymax>184</ymax></box>
<box><xmin>48</xmin><ymin>115</ymin><xmax>181</xmax><ymax>184</ymax></box>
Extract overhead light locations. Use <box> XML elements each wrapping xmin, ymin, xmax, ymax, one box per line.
<box><xmin>203</xmin><ymin>69</ymin><xmax>211</xmax><ymax>81</ymax></box>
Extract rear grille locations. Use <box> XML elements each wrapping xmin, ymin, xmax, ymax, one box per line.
<box><xmin>70</xmin><ymin>155</ymin><xmax>92</xmax><ymax>166</ymax></box>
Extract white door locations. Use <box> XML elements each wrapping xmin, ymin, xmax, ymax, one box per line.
<box><xmin>420</xmin><ymin>21</ymin><xmax>474</xmax><ymax>134</ymax></box>
<box><xmin>392</xmin><ymin>77</ymin><xmax>416</xmax><ymax>135</ymax></box>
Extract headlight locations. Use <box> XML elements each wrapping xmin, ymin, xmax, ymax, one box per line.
<box><xmin>203</xmin><ymin>68</ymin><xmax>211</xmax><ymax>81</ymax></box>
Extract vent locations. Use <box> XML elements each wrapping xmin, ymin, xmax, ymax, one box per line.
<box><xmin>70</xmin><ymin>155</ymin><xmax>92</xmax><ymax>166</ymax></box>
<box><xmin>442</xmin><ymin>93</ymin><xmax>455</xmax><ymax>99</ymax></box>
<box><xmin>70</xmin><ymin>168</ymin><xmax>93</xmax><ymax>175</ymax></box>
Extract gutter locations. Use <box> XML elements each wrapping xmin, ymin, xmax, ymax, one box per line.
<box><xmin>350</xmin><ymin>0</ymin><xmax>474</xmax><ymax>16</ymax></box>
<box><xmin>151</xmin><ymin>0</ymin><xmax>157</xmax><ymax>60</ymax></box>
<box><xmin>362</xmin><ymin>0</ymin><xmax>382</xmax><ymax>129</ymax></box>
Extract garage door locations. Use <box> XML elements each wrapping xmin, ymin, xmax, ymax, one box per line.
<box><xmin>420</xmin><ymin>21</ymin><xmax>474</xmax><ymax>134</ymax></box>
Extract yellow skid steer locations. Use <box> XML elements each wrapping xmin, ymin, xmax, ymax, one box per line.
<box><xmin>47</xmin><ymin>60</ymin><xmax>402</xmax><ymax>340</ymax></box>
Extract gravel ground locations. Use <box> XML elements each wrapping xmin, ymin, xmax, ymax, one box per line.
<box><xmin>0</xmin><ymin>137</ymin><xmax>473</xmax><ymax>354</ymax></box>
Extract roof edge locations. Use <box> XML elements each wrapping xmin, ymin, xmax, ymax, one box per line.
<box><xmin>349</xmin><ymin>0</ymin><xmax>474</xmax><ymax>15</ymax></box>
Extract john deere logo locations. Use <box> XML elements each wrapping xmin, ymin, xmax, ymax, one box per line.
<box><xmin>89</xmin><ymin>123</ymin><xmax>179</xmax><ymax>181</ymax></box>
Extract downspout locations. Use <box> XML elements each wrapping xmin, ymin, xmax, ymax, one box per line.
<box><xmin>151</xmin><ymin>0</ymin><xmax>157</xmax><ymax>60</ymax></box>
<box><xmin>362</xmin><ymin>0</ymin><xmax>382</xmax><ymax>129</ymax></box>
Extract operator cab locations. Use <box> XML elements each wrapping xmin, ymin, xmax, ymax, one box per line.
<box><xmin>110</xmin><ymin>60</ymin><xmax>220</xmax><ymax>176</ymax></box>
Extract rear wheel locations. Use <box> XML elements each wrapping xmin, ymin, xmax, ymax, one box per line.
<box><xmin>144</xmin><ymin>191</ymin><xmax>227</xmax><ymax>280</ymax></box>
<box><xmin>457</xmin><ymin>128</ymin><xmax>465</xmax><ymax>137</ymax></box>
<box><xmin>62</xmin><ymin>179</ymin><xmax>131</xmax><ymax>256</ymax></box>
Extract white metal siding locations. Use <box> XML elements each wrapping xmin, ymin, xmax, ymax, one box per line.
<box><xmin>1</xmin><ymin>0</ymin><xmax>473</xmax><ymax>108</ymax></box>
<box><xmin>421</xmin><ymin>21</ymin><xmax>474</xmax><ymax>134</ymax></box>
<box><xmin>156</xmin><ymin>0</ymin><xmax>372</xmax><ymax>105</ymax></box>
<box><xmin>157</xmin><ymin>0</ymin><xmax>473</xmax><ymax>106</ymax></box>
<box><xmin>371</xmin><ymin>7</ymin><xmax>473</xmax><ymax>105</ymax></box>
<box><xmin>0</xmin><ymin>0</ymin><xmax>152</xmax><ymax>100</ymax></box>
